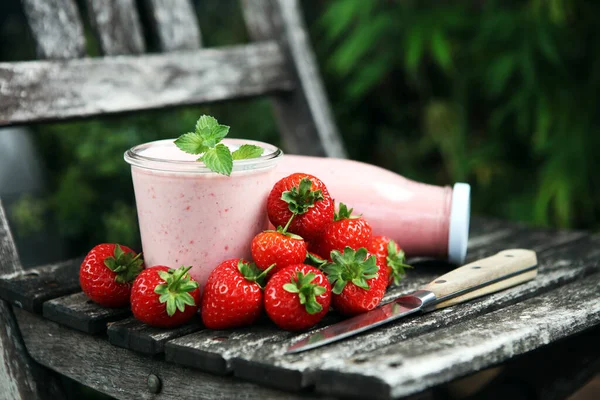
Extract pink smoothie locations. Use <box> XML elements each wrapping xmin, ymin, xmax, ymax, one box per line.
<box><xmin>125</xmin><ymin>139</ymin><xmax>282</xmax><ymax>288</ymax></box>
<box><xmin>274</xmin><ymin>155</ymin><xmax>470</xmax><ymax>264</ymax></box>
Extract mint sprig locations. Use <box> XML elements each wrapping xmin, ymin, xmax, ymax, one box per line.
<box><xmin>174</xmin><ymin>115</ymin><xmax>264</xmax><ymax>176</ymax></box>
<box><xmin>232</xmin><ymin>144</ymin><xmax>264</xmax><ymax>160</ymax></box>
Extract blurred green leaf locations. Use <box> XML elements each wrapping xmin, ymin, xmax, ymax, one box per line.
<box><xmin>430</xmin><ymin>30</ymin><xmax>453</xmax><ymax>72</ymax></box>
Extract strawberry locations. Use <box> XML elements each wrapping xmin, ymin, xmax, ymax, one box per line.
<box><xmin>130</xmin><ymin>265</ymin><xmax>200</xmax><ymax>328</ymax></box>
<box><xmin>201</xmin><ymin>259</ymin><xmax>271</xmax><ymax>329</ymax></box>
<box><xmin>368</xmin><ymin>235</ymin><xmax>413</xmax><ymax>286</ymax></box>
<box><xmin>79</xmin><ymin>243</ymin><xmax>144</xmax><ymax>308</ymax></box>
<box><xmin>322</xmin><ymin>247</ymin><xmax>386</xmax><ymax>316</ymax></box>
<box><xmin>314</xmin><ymin>203</ymin><xmax>372</xmax><ymax>260</ymax></box>
<box><xmin>264</xmin><ymin>264</ymin><xmax>331</xmax><ymax>331</ymax></box>
<box><xmin>267</xmin><ymin>173</ymin><xmax>334</xmax><ymax>241</ymax></box>
<box><xmin>251</xmin><ymin>229</ymin><xmax>307</xmax><ymax>278</ymax></box>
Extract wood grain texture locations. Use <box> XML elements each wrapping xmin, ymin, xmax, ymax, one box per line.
<box><xmin>472</xmin><ymin>324</ymin><xmax>600</xmax><ymax>400</ymax></box>
<box><xmin>315</xmin><ymin>275</ymin><xmax>600</xmax><ymax>400</ymax></box>
<box><xmin>0</xmin><ymin>301</ymin><xmax>66</xmax><ymax>400</ymax></box>
<box><xmin>231</xmin><ymin>238</ymin><xmax>600</xmax><ymax>392</ymax></box>
<box><xmin>20</xmin><ymin>0</ymin><xmax>86</xmax><ymax>59</ymax></box>
<box><xmin>0</xmin><ymin>42</ymin><xmax>293</xmax><ymax>126</ymax></box>
<box><xmin>162</xmin><ymin>224</ymin><xmax>592</xmax><ymax>391</ymax></box>
<box><xmin>141</xmin><ymin>0</ymin><xmax>202</xmax><ymax>51</ymax></box>
<box><xmin>0</xmin><ymin>258</ymin><xmax>81</xmax><ymax>313</ymax></box>
<box><xmin>242</xmin><ymin>0</ymin><xmax>347</xmax><ymax>158</ymax></box>
<box><xmin>0</xmin><ymin>199</ymin><xmax>21</xmax><ymax>275</ymax></box>
<box><xmin>43</xmin><ymin>292</ymin><xmax>130</xmax><ymax>333</ymax></box>
<box><xmin>165</xmin><ymin>324</ymin><xmax>292</xmax><ymax>375</ymax></box>
<box><xmin>14</xmin><ymin>308</ymin><xmax>323</xmax><ymax>400</ymax></box>
<box><xmin>85</xmin><ymin>0</ymin><xmax>146</xmax><ymax>55</ymax></box>
<box><xmin>107</xmin><ymin>316</ymin><xmax>202</xmax><ymax>355</ymax></box>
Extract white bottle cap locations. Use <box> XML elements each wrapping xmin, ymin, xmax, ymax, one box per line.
<box><xmin>448</xmin><ymin>183</ymin><xmax>471</xmax><ymax>265</ymax></box>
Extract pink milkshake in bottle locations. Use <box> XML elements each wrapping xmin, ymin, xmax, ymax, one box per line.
<box><xmin>274</xmin><ymin>155</ymin><xmax>470</xmax><ymax>265</ymax></box>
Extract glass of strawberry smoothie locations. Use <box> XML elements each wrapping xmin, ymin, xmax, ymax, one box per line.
<box><xmin>124</xmin><ymin>138</ymin><xmax>282</xmax><ymax>289</ymax></box>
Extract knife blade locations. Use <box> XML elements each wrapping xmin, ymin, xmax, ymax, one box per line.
<box><xmin>286</xmin><ymin>248</ymin><xmax>538</xmax><ymax>354</ymax></box>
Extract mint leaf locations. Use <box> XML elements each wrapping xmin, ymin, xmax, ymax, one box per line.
<box><xmin>201</xmin><ymin>143</ymin><xmax>233</xmax><ymax>176</ymax></box>
<box><xmin>196</xmin><ymin>115</ymin><xmax>219</xmax><ymax>132</ymax></box>
<box><xmin>174</xmin><ymin>132</ymin><xmax>208</xmax><ymax>155</ymax></box>
<box><xmin>232</xmin><ymin>144</ymin><xmax>264</xmax><ymax>160</ymax></box>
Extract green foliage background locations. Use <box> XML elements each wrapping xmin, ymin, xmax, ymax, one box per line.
<box><xmin>3</xmin><ymin>0</ymin><xmax>600</xmax><ymax>265</ymax></box>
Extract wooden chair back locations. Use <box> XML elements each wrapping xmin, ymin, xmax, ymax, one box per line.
<box><xmin>0</xmin><ymin>0</ymin><xmax>347</xmax><ymax>274</ymax></box>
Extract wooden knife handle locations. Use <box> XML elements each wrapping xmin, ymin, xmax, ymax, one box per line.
<box><xmin>421</xmin><ymin>249</ymin><xmax>538</xmax><ymax>310</ymax></box>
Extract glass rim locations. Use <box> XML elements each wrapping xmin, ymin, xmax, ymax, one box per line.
<box><xmin>124</xmin><ymin>138</ymin><xmax>283</xmax><ymax>173</ymax></box>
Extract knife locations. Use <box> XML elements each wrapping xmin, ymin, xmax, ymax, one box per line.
<box><xmin>286</xmin><ymin>249</ymin><xmax>538</xmax><ymax>354</ymax></box>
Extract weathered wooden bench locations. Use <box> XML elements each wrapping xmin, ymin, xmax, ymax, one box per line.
<box><xmin>1</xmin><ymin>1</ymin><xmax>599</xmax><ymax>399</ymax></box>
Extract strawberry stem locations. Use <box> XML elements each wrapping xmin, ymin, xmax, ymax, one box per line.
<box><xmin>281</xmin><ymin>213</ymin><xmax>296</xmax><ymax>234</ymax></box>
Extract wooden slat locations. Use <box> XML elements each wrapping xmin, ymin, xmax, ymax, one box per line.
<box><xmin>0</xmin><ymin>301</ymin><xmax>66</xmax><ymax>400</ymax></box>
<box><xmin>0</xmin><ymin>258</ymin><xmax>81</xmax><ymax>313</ymax></box>
<box><xmin>230</xmin><ymin>233</ymin><xmax>598</xmax><ymax>391</ymax></box>
<box><xmin>0</xmin><ymin>199</ymin><xmax>21</xmax><ymax>275</ymax></box>
<box><xmin>241</xmin><ymin>0</ymin><xmax>347</xmax><ymax>158</ymax></box>
<box><xmin>165</xmin><ymin>324</ymin><xmax>292</xmax><ymax>376</ymax></box>
<box><xmin>141</xmin><ymin>0</ymin><xmax>202</xmax><ymax>51</ymax></box>
<box><xmin>470</xmin><ymin>324</ymin><xmax>600</xmax><ymax>400</ymax></box>
<box><xmin>43</xmin><ymin>292</ymin><xmax>130</xmax><ymax>334</ymax></box>
<box><xmin>314</xmin><ymin>275</ymin><xmax>600</xmax><ymax>400</ymax></box>
<box><xmin>0</xmin><ymin>42</ymin><xmax>294</xmax><ymax>126</ymax></box>
<box><xmin>20</xmin><ymin>0</ymin><xmax>86</xmax><ymax>59</ymax></box>
<box><xmin>14</xmin><ymin>308</ymin><xmax>326</xmax><ymax>400</ymax></box>
<box><xmin>85</xmin><ymin>0</ymin><xmax>146</xmax><ymax>55</ymax></box>
<box><xmin>162</xmin><ymin>224</ymin><xmax>589</xmax><ymax>387</ymax></box>
<box><xmin>107</xmin><ymin>316</ymin><xmax>202</xmax><ymax>355</ymax></box>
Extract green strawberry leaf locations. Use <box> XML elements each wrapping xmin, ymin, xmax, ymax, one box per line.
<box><xmin>232</xmin><ymin>144</ymin><xmax>264</xmax><ymax>160</ymax></box>
<box><xmin>166</xmin><ymin>298</ymin><xmax>177</xmax><ymax>317</ymax></box>
<box><xmin>281</xmin><ymin>177</ymin><xmax>325</xmax><ymax>215</ymax></box>
<box><xmin>201</xmin><ymin>143</ymin><xmax>233</xmax><ymax>176</ymax></box>
<box><xmin>305</xmin><ymin>252</ymin><xmax>328</xmax><ymax>269</ymax></box>
<box><xmin>153</xmin><ymin>266</ymin><xmax>199</xmax><ymax>317</ymax></box>
<box><xmin>283</xmin><ymin>283</ymin><xmax>300</xmax><ymax>293</ymax></box>
<box><xmin>174</xmin><ymin>132</ymin><xmax>209</xmax><ymax>155</ymax></box>
<box><xmin>104</xmin><ymin>245</ymin><xmax>144</xmax><ymax>284</ymax></box>
<box><xmin>386</xmin><ymin>240</ymin><xmax>413</xmax><ymax>286</ymax></box>
<box><xmin>284</xmin><ymin>270</ymin><xmax>327</xmax><ymax>315</ymax></box>
<box><xmin>334</xmin><ymin>202</ymin><xmax>359</xmax><ymax>221</ymax></box>
<box><xmin>323</xmin><ymin>247</ymin><xmax>378</xmax><ymax>294</ymax></box>
<box><xmin>305</xmin><ymin>296</ymin><xmax>323</xmax><ymax>314</ymax></box>
<box><xmin>157</xmin><ymin>271</ymin><xmax>171</xmax><ymax>282</ymax></box>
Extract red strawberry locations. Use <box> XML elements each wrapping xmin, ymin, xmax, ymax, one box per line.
<box><xmin>314</xmin><ymin>203</ymin><xmax>372</xmax><ymax>260</ymax></box>
<box><xmin>323</xmin><ymin>247</ymin><xmax>386</xmax><ymax>316</ymax></box>
<box><xmin>251</xmin><ymin>230</ymin><xmax>307</xmax><ymax>278</ymax></box>
<box><xmin>201</xmin><ymin>259</ymin><xmax>271</xmax><ymax>329</ymax></box>
<box><xmin>267</xmin><ymin>173</ymin><xmax>334</xmax><ymax>241</ymax></box>
<box><xmin>79</xmin><ymin>243</ymin><xmax>144</xmax><ymax>308</ymax></box>
<box><xmin>368</xmin><ymin>235</ymin><xmax>413</xmax><ymax>286</ymax></box>
<box><xmin>131</xmin><ymin>265</ymin><xmax>200</xmax><ymax>328</ymax></box>
<box><xmin>264</xmin><ymin>264</ymin><xmax>331</xmax><ymax>331</ymax></box>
